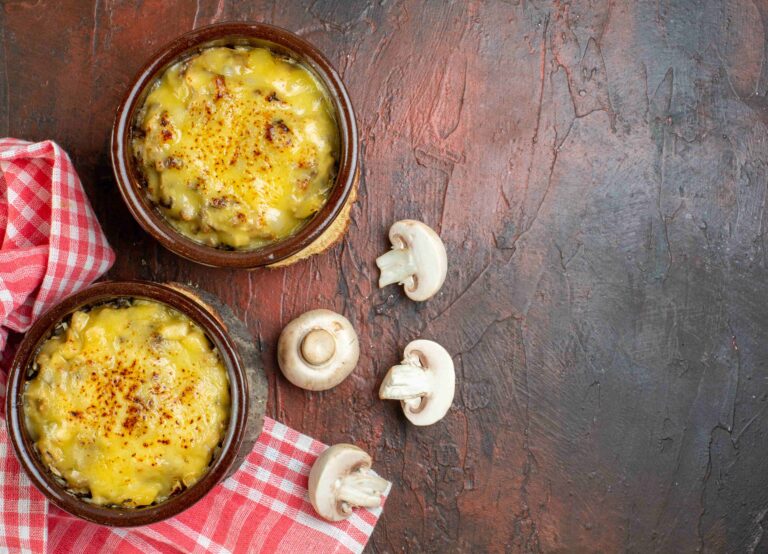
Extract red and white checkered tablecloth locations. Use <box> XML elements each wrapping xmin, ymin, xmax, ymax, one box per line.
<box><xmin>0</xmin><ymin>138</ymin><xmax>115</xmax><ymax>353</ymax></box>
<box><xmin>0</xmin><ymin>410</ymin><xmax>47</xmax><ymax>554</ymax></box>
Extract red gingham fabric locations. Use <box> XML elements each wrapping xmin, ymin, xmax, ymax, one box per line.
<box><xmin>1</xmin><ymin>414</ymin><xmax>387</xmax><ymax>554</ymax></box>
<box><xmin>44</xmin><ymin>417</ymin><xmax>388</xmax><ymax>554</ymax></box>
<box><xmin>0</xmin><ymin>138</ymin><xmax>115</xmax><ymax>352</ymax></box>
<box><xmin>0</xmin><ymin>383</ymin><xmax>47</xmax><ymax>554</ymax></box>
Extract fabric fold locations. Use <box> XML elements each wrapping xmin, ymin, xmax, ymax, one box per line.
<box><xmin>0</xmin><ymin>139</ymin><xmax>115</xmax><ymax>351</ymax></box>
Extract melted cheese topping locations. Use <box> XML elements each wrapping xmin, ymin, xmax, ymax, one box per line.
<box><xmin>23</xmin><ymin>300</ymin><xmax>230</xmax><ymax>507</ymax></box>
<box><xmin>132</xmin><ymin>46</ymin><xmax>339</xmax><ymax>249</ymax></box>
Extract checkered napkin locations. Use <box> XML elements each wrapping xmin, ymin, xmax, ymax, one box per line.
<box><xmin>0</xmin><ymin>407</ymin><xmax>388</xmax><ymax>554</ymax></box>
<box><xmin>0</xmin><ymin>138</ymin><xmax>115</xmax><ymax>353</ymax></box>
<box><xmin>45</xmin><ymin>416</ymin><xmax>389</xmax><ymax>554</ymax></box>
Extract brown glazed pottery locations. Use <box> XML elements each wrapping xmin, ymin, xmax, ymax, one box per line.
<box><xmin>111</xmin><ymin>23</ymin><xmax>359</xmax><ymax>269</ymax></box>
<box><xmin>5</xmin><ymin>281</ymin><xmax>267</xmax><ymax>526</ymax></box>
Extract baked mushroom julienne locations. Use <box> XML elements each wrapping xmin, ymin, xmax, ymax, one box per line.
<box><xmin>379</xmin><ymin>340</ymin><xmax>455</xmax><ymax>426</ymax></box>
<box><xmin>277</xmin><ymin>309</ymin><xmax>359</xmax><ymax>391</ymax></box>
<box><xmin>22</xmin><ymin>300</ymin><xmax>230</xmax><ymax>508</ymax></box>
<box><xmin>131</xmin><ymin>46</ymin><xmax>339</xmax><ymax>250</ymax></box>
<box><xmin>376</xmin><ymin>220</ymin><xmax>447</xmax><ymax>301</ymax></box>
<box><xmin>308</xmin><ymin>444</ymin><xmax>390</xmax><ymax>522</ymax></box>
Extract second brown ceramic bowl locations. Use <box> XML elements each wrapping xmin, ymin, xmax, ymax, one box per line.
<box><xmin>111</xmin><ymin>23</ymin><xmax>359</xmax><ymax>269</ymax></box>
<box><xmin>5</xmin><ymin>281</ymin><xmax>256</xmax><ymax>526</ymax></box>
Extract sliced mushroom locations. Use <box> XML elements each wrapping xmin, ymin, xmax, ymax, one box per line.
<box><xmin>379</xmin><ymin>339</ymin><xmax>455</xmax><ymax>426</ymax></box>
<box><xmin>375</xmin><ymin>220</ymin><xmax>447</xmax><ymax>301</ymax></box>
<box><xmin>277</xmin><ymin>309</ymin><xmax>359</xmax><ymax>391</ymax></box>
<box><xmin>308</xmin><ymin>443</ymin><xmax>390</xmax><ymax>522</ymax></box>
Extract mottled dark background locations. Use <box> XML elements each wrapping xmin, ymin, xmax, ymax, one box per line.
<box><xmin>3</xmin><ymin>0</ymin><xmax>768</xmax><ymax>552</ymax></box>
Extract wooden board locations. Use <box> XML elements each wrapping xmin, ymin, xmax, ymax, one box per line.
<box><xmin>2</xmin><ymin>1</ymin><xmax>768</xmax><ymax>551</ymax></box>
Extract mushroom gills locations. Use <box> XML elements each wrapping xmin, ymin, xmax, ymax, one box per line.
<box><xmin>375</xmin><ymin>247</ymin><xmax>417</xmax><ymax>289</ymax></box>
<box><xmin>378</xmin><ymin>362</ymin><xmax>431</xmax><ymax>412</ymax></box>
<box><xmin>336</xmin><ymin>470</ymin><xmax>390</xmax><ymax>513</ymax></box>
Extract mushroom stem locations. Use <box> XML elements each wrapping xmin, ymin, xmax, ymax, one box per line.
<box><xmin>376</xmin><ymin>248</ymin><xmax>417</xmax><ymax>288</ymax></box>
<box><xmin>379</xmin><ymin>363</ymin><xmax>432</xmax><ymax>401</ymax></box>
<box><xmin>337</xmin><ymin>471</ymin><xmax>389</xmax><ymax>511</ymax></box>
<box><xmin>300</xmin><ymin>328</ymin><xmax>336</xmax><ymax>366</ymax></box>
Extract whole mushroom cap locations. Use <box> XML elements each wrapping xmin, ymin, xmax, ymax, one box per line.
<box><xmin>277</xmin><ymin>309</ymin><xmax>359</xmax><ymax>391</ymax></box>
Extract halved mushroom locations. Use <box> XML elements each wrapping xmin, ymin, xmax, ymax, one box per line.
<box><xmin>379</xmin><ymin>339</ymin><xmax>455</xmax><ymax>426</ymax></box>
<box><xmin>277</xmin><ymin>309</ymin><xmax>359</xmax><ymax>391</ymax></box>
<box><xmin>308</xmin><ymin>443</ymin><xmax>390</xmax><ymax>522</ymax></box>
<box><xmin>376</xmin><ymin>220</ymin><xmax>447</xmax><ymax>301</ymax></box>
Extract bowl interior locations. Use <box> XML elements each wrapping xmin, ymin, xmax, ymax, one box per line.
<box><xmin>5</xmin><ymin>281</ymin><xmax>248</xmax><ymax>526</ymax></box>
<box><xmin>112</xmin><ymin>23</ymin><xmax>358</xmax><ymax>268</ymax></box>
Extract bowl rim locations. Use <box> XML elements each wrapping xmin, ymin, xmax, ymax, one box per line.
<box><xmin>111</xmin><ymin>22</ymin><xmax>359</xmax><ymax>268</ymax></box>
<box><xmin>4</xmin><ymin>280</ymin><xmax>249</xmax><ymax>527</ymax></box>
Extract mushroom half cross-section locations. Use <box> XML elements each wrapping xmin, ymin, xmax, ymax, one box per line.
<box><xmin>277</xmin><ymin>309</ymin><xmax>360</xmax><ymax>391</ymax></box>
<box><xmin>308</xmin><ymin>444</ymin><xmax>390</xmax><ymax>522</ymax></box>
<box><xmin>376</xmin><ymin>220</ymin><xmax>447</xmax><ymax>301</ymax></box>
<box><xmin>379</xmin><ymin>339</ymin><xmax>455</xmax><ymax>426</ymax></box>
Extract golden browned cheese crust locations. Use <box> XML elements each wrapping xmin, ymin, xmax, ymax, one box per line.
<box><xmin>23</xmin><ymin>300</ymin><xmax>230</xmax><ymax>507</ymax></box>
<box><xmin>132</xmin><ymin>46</ymin><xmax>339</xmax><ymax>250</ymax></box>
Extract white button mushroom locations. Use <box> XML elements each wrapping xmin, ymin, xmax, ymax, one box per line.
<box><xmin>277</xmin><ymin>309</ymin><xmax>360</xmax><ymax>391</ymax></box>
<box><xmin>378</xmin><ymin>339</ymin><xmax>455</xmax><ymax>426</ymax></box>
<box><xmin>375</xmin><ymin>220</ymin><xmax>447</xmax><ymax>301</ymax></box>
<box><xmin>308</xmin><ymin>443</ymin><xmax>390</xmax><ymax>522</ymax></box>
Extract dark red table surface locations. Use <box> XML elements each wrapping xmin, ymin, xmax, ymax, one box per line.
<box><xmin>3</xmin><ymin>1</ymin><xmax>768</xmax><ymax>552</ymax></box>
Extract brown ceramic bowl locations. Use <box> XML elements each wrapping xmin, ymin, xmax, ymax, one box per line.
<box><xmin>111</xmin><ymin>23</ymin><xmax>359</xmax><ymax>268</ymax></box>
<box><xmin>5</xmin><ymin>281</ymin><xmax>252</xmax><ymax>526</ymax></box>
